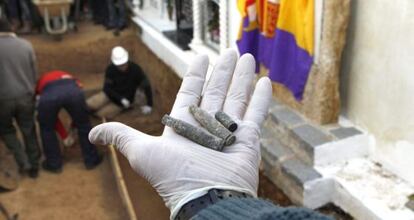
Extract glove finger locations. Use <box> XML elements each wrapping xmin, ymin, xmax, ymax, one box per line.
<box><xmin>89</xmin><ymin>122</ymin><xmax>152</xmax><ymax>160</ymax></box>
<box><xmin>199</xmin><ymin>49</ymin><xmax>238</xmax><ymax>114</ymax></box>
<box><xmin>164</xmin><ymin>55</ymin><xmax>209</xmax><ymax>136</ymax></box>
<box><xmin>243</xmin><ymin>77</ymin><xmax>272</xmax><ymax>127</ymax></box>
<box><xmin>170</xmin><ymin>54</ymin><xmax>209</xmax><ymax>114</ymax></box>
<box><xmin>222</xmin><ymin>53</ymin><xmax>256</xmax><ymax>120</ymax></box>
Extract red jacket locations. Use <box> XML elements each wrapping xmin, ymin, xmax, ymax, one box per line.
<box><xmin>36</xmin><ymin>70</ymin><xmax>82</xmax><ymax>95</ymax></box>
<box><xmin>36</xmin><ymin>70</ymin><xmax>81</xmax><ymax>140</ymax></box>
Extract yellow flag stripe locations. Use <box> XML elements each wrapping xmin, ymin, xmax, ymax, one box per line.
<box><xmin>276</xmin><ymin>0</ymin><xmax>314</xmax><ymax>55</ymax></box>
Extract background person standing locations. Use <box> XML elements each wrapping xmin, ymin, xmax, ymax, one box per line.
<box><xmin>0</xmin><ymin>18</ymin><xmax>40</xmax><ymax>178</ymax></box>
<box><xmin>106</xmin><ymin>0</ymin><xmax>127</xmax><ymax>30</ymax></box>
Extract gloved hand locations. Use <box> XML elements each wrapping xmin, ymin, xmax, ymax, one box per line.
<box><xmin>140</xmin><ymin>105</ymin><xmax>152</xmax><ymax>115</ymax></box>
<box><xmin>120</xmin><ymin>98</ymin><xmax>131</xmax><ymax>109</ymax></box>
<box><xmin>89</xmin><ymin>49</ymin><xmax>272</xmax><ymax>219</ymax></box>
<box><xmin>63</xmin><ymin>135</ymin><xmax>75</xmax><ymax>148</ymax></box>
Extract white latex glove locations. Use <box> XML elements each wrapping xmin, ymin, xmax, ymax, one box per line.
<box><xmin>120</xmin><ymin>98</ymin><xmax>131</xmax><ymax>108</ymax></box>
<box><xmin>89</xmin><ymin>49</ymin><xmax>272</xmax><ymax>219</ymax></box>
<box><xmin>63</xmin><ymin>135</ymin><xmax>75</xmax><ymax>148</ymax></box>
<box><xmin>140</xmin><ymin>105</ymin><xmax>152</xmax><ymax>115</ymax></box>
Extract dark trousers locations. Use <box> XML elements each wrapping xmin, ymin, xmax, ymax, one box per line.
<box><xmin>90</xmin><ymin>0</ymin><xmax>108</xmax><ymax>24</ymax></box>
<box><xmin>0</xmin><ymin>94</ymin><xmax>40</xmax><ymax>170</ymax></box>
<box><xmin>107</xmin><ymin>0</ymin><xmax>126</xmax><ymax>28</ymax></box>
<box><xmin>6</xmin><ymin>0</ymin><xmax>31</xmax><ymax>21</ymax></box>
<box><xmin>38</xmin><ymin>80</ymin><xmax>99</xmax><ymax>169</ymax></box>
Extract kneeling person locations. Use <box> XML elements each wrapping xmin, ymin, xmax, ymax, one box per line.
<box><xmin>87</xmin><ymin>46</ymin><xmax>153</xmax><ymax>119</ymax></box>
<box><xmin>37</xmin><ymin>70</ymin><xmax>102</xmax><ymax>173</ymax></box>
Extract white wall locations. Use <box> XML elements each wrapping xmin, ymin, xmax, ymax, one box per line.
<box><xmin>228</xmin><ymin>0</ymin><xmax>241</xmax><ymax>50</ymax></box>
<box><xmin>341</xmin><ymin>0</ymin><xmax>414</xmax><ymax>185</ymax></box>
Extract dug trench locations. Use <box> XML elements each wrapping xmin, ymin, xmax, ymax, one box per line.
<box><xmin>0</xmin><ymin>22</ymin><xmax>351</xmax><ymax>219</ymax></box>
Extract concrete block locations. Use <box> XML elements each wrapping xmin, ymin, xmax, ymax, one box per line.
<box><xmin>292</xmin><ymin>124</ymin><xmax>332</xmax><ymax>156</ymax></box>
<box><xmin>261</xmin><ymin>138</ymin><xmax>293</xmax><ymax>166</ymax></box>
<box><xmin>314</xmin><ymin>133</ymin><xmax>369</xmax><ymax>166</ymax></box>
<box><xmin>330</xmin><ymin>127</ymin><xmax>362</xmax><ymax>140</ymax></box>
<box><xmin>261</xmin><ymin>157</ymin><xmax>274</xmax><ymax>175</ymax></box>
<box><xmin>269</xmin><ymin>98</ymin><xmax>283</xmax><ymax>111</ymax></box>
<box><xmin>265</xmin><ymin>160</ymin><xmax>305</xmax><ymax>206</ymax></box>
<box><xmin>281</xmin><ymin>158</ymin><xmax>322</xmax><ymax>188</ymax></box>
<box><xmin>303</xmin><ymin>178</ymin><xmax>334</xmax><ymax>209</ymax></box>
<box><xmin>270</xmin><ymin>108</ymin><xmax>304</xmax><ymax>128</ymax></box>
<box><xmin>260</xmin><ymin>122</ymin><xmax>274</xmax><ymax>138</ymax></box>
<box><xmin>319</xmin><ymin>158</ymin><xmax>414</xmax><ymax>220</ymax></box>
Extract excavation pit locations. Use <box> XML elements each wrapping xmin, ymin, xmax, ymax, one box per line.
<box><xmin>0</xmin><ymin>21</ymin><xmax>350</xmax><ymax>220</ymax></box>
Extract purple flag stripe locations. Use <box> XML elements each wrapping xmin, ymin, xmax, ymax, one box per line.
<box><xmin>268</xmin><ymin>29</ymin><xmax>313</xmax><ymax>100</ymax></box>
<box><xmin>237</xmin><ymin>17</ymin><xmax>261</xmax><ymax>72</ymax></box>
<box><xmin>237</xmin><ymin>18</ymin><xmax>313</xmax><ymax>100</ymax></box>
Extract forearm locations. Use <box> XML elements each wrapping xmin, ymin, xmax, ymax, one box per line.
<box><xmin>103</xmin><ymin>85</ymin><xmax>124</xmax><ymax>104</ymax></box>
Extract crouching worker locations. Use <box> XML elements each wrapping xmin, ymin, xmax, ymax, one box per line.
<box><xmin>87</xmin><ymin>46</ymin><xmax>153</xmax><ymax>119</ymax></box>
<box><xmin>36</xmin><ymin>70</ymin><xmax>102</xmax><ymax>173</ymax></box>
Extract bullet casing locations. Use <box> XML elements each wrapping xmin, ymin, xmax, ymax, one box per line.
<box><xmin>189</xmin><ymin>105</ymin><xmax>236</xmax><ymax>146</ymax></box>
<box><xmin>215</xmin><ymin>111</ymin><xmax>238</xmax><ymax>132</ymax></box>
<box><xmin>161</xmin><ymin>115</ymin><xmax>225</xmax><ymax>151</ymax></box>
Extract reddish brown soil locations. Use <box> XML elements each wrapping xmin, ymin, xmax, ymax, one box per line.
<box><xmin>0</xmin><ymin>142</ymin><xmax>128</xmax><ymax>220</ymax></box>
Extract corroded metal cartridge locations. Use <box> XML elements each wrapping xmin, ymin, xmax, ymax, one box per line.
<box><xmin>189</xmin><ymin>105</ymin><xmax>236</xmax><ymax>146</ymax></box>
<box><xmin>162</xmin><ymin>115</ymin><xmax>225</xmax><ymax>151</ymax></box>
<box><xmin>215</xmin><ymin>111</ymin><xmax>238</xmax><ymax>132</ymax></box>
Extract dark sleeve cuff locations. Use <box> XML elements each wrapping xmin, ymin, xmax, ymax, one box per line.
<box><xmin>193</xmin><ymin>198</ymin><xmax>334</xmax><ymax>220</ymax></box>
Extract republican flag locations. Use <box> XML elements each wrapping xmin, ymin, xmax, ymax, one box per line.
<box><xmin>237</xmin><ymin>0</ymin><xmax>314</xmax><ymax>100</ymax></box>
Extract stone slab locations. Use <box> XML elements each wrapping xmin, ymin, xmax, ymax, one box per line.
<box><xmin>269</xmin><ymin>98</ymin><xmax>282</xmax><ymax>111</ymax></box>
<box><xmin>281</xmin><ymin>158</ymin><xmax>322</xmax><ymax>188</ymax></box>
<box><xmin>270</xmin><ymin>108</ymin><xmax>304</xmax><ymax>128</ymax></box>
<box><xmin>292</xmin><ymin>124</ymin><xmax>332</xmax><ymax>156</ymax></box>
<box><xmin>261</xmin><ymin>138</ymin><xmax>293</xmax><ymax>165</ymax></box>
<box><xmin>330</xmin><ymin>127</ymin><xmax>362</xmax><ymax>140</ymax></box>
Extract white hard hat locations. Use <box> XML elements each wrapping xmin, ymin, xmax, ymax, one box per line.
<box><xmin>111</xmin><ymin>46</ymin><xmax>129</xmax><ymax>65</ymax></box>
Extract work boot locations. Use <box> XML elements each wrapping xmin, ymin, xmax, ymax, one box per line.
<box><xmin>85</xmin><ymin>154</ymin><xmax>103</xmax><ymax>170</ymax></box>
<box><xmin>28</xmin><ymin>168</ymin><xmax>39</xmax><ymax>179</ymax></box>
<box><xmin>18</xmin><ymin>21</ymin><xmax>32</xmax><ymax>35</ymax></box>
<box><xmin>42</xmin><ymin>161</ymin><xmax>62</xmax><ymax>174</ymax></box>
<box><xmin>105</xmin><ymin>21</ymin><xmax>117</xmax><ymax>30</ymax></box>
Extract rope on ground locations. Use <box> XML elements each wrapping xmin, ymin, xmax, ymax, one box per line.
<box><xmin>0</xmin><ymin>202</ymin><xmax>18</xmax><ymax>220</ymax></box>
<box><xmin>102</xmin><ymin>117</ymin><xmax>137</xmax><ymax>220</ymax></box>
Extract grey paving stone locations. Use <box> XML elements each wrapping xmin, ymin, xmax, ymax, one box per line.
<box><xmin>261</xmin><ymin>124</ymin><xmax>273</xmax><ymax>138</ymax></box>
<box><xmin>269</xmin><ymin>98</ymin><xmax>282</xmax><ymax>109</ymax></box>
<box><xmin>261</xmin><ymin>137</ymin><xmax>293</xmax><ymax>165</ymax></box>
<box><xmin>270</xmin><ymin>108</ymin><xmax>304</xmax><ymax>128</ymax></box>
<box><xmin>281</xmin><ymin>158</ymin><xmax>322</xmax><ymax>188</ymax></box>
<box><xmin>330</xmin><ymin>127</ymin><xmax>362</xmax><ymax>140</ymax></box>
<box><xmin>292</xmin><ymin>124</ymin><xmax>332</xmax><ymax>155</ymax></box>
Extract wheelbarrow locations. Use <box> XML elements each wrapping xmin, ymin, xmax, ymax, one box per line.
<box><xmin>32</xmin><ymin>0</ymin><xmax>74</xmax><ymax>35</ymax></box>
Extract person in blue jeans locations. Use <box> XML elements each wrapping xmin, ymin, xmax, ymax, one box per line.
<box><xmin>89</xmin><ymin>0</ymin><xmax>108</xmax><ymax>26</ymax></box>
<box><xmin>5</xmin><ymin>0</ymin><xmax>35</xmax><ymax>33</ymax></box>
<box><xmin>37</xmin><ymin>70</ymin><xmax>102</xmax><ymax>173</ymax></box>
<box><xmin>106</xmin><ymin>0</ymin><xmax>126</xmax><ymax>30</ymax></box>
